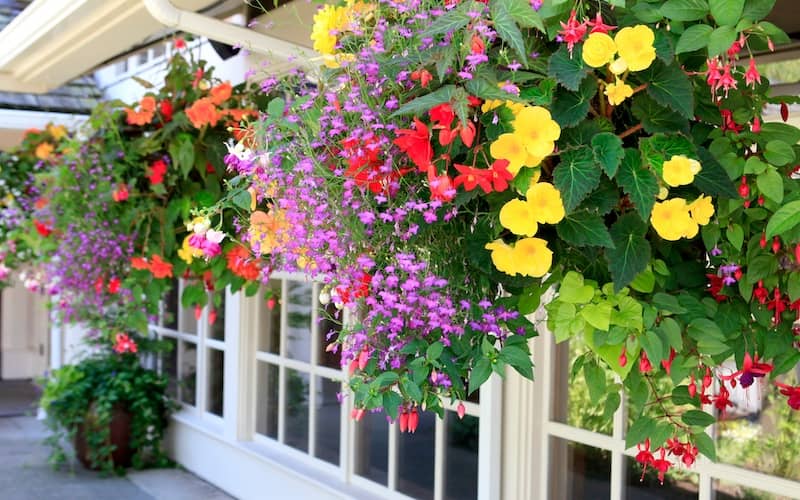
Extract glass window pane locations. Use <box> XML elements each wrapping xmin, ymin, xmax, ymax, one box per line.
<box><xmin>286</xmin><ymin>280</ymin><xmax>312</xmax><ymax>363</ymax></box>
<box><xmin>152</xmin><ymin>43</ymin><xmax>166</xmax><ymax>59</ymax></box>
<box><xmin>548</xmin><ymin>438</ymin><xmax>611</xmax><ymax>500</ymax></box>
<box><xmin>314</xmin><ymin>376</ymin><xmax>340</xmax><ymax>465</ymax></box>
<box><xmin>625</xmin><ymin>456</ymin><xmax>698</xmax><ymax>499</ymax></box>
<box><xmin>397</xmin><ymin>410</ymin><xmax>435</xmax><ymax>500</ymax></box>
<box><xmin>317</xmin><ymin>303</ymin><xmax>341</xmax><ymax>369</ymax></box>
<box><xmin>206</xmin><ymin>348</ymin><xmax>224</xmax><ymax>417</ymax></box>
<box><xmin>179</xmin><ymin>303</ymin><xmax>198</xmax><ymax>335</ymax></box>
<box><xmin>714</xmin><ymin>478</ymin><xmax>783</xmax><ymax>499</ymax></box>
<box><xmin>208</xmin><ymin>294</ymin><xmax>225</xmax><ymax>341</ymax></box>
<box><xmin>716</xmin><ymin>366</ymin><xmax>800</xmax><ymax>482</ymax></box>
<box><xmin>283</xmin><ymin>368</ymin><xmax>309</xmax><ymax>452</ymax></box>
<box><xmin>444</xmin><ymin>411</ymin><xmax>479</xmax><ymax>500</ymax></box>
<box><xmin>160</xmin><ymin>337</ymin><xmax>178</xmax><ymax>399</ymax></box>
<box><xmin>258</xmin><ymin>281</ymin><xmax>282</xmax><ymax>354</ymax></box>
<box><xmin>255</xmin><ymin>361</ymin><xmax>279</xmax><ymax>439</ymax></box>
<box><xmin>179</xmin><ymin>340</ymin><xmax>197</xmax><ymax>406</ymax></box>
<box><xmin>162</xmin><ymin>283</ymin><xmax>178</xmax><ymax>330</ymax></box>
<box><xmin>354</xmin><ymin>410</ymin><xmax>389</xmax><ymax>485</ymax></box>
<box><xmin>553</xmin><ymin>340</ymin><xmax>613</xmax><ymax>435</ymax></box>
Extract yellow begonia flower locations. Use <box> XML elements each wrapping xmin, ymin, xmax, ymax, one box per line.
<box><xmin>177</xmin><ymin>236</ymin><xmax>203</xmax><ymax>265</ymax></box>
<box><xmin>662</xmin><ymin>155</ymin><xmax>702</xmax><ymax>187</ymax></box>
<box><xmin>500</xmin><ymin>199</ymin><xmax>538</xmax><ymax>236</ymax></box>
<box><xmin>485</xmin><ymin>239</ymin><xmax>517</xmax><ymax>276</ymax></box>
<box><xmin>491</xmin><ymin>133</ymin><xmax>528</xmax><ymax>174</ymax></box>
<box><xmin>482</xmin><ymin>99</ymin><xmax>525</xmax><ymax>116</ymax></box>
<box><xmin>605</xmin><ymin>79</ymin><xmax>634</xmax><ymax>106</ymax></box>
<box><xmin>525</xmin><ymin>154</ymin><xmax>544</xmax><ymax>168</ymax></box>
<box><xmin>512</xmin><ymin>106</ymin><xmax>561</xmax><ymax>158</ymax></box>
<box><xmin>513</xmin><ymin>237</ymin><xmax>554</xmax><ymax>278</ymax></box>
<box><xmin>310</xmin><ymin>5</ymin><xmax>351</xmax><ymax>55</ymax></box>
<box><xmin>614</xmin><ymin>25</ymin><xmax>656</xmax><ymax>72</ymax></box>
<box><xmin>650</xmin><ymin>198</ymin><xmax>697</xmax><ymax>241</ymax></box>
<box><xmin>689</xmin><ymin>194</ymin><xmax>715</xmax><ymax>225</ymax></box>
<box><xmin>526</xmin><ymin>182</ymin><xmax>566</xmax><ymax>224</ymax></box>
<box><xmin>582</xmin><ymin>32</ymin><xmax>617</xmax><ymax>68</ymax></box>
<box><xmin>35</xmin><ymin>142</ymin><xmax>54</xmax><ymax>160</ymax></box>
<box><xmin>657</xmin><ymin>186</ymin><xmax>669</xmax><ymax>200</ymax></box>
<box><xmin>47</xmin><ymin>124</ymin><xmax>67</xmax><ymax>141</ymax></box>
<box><xmin>609</xmin><ymin>57</ymin><xmax>628</xmax><ymax>75</ymax></box>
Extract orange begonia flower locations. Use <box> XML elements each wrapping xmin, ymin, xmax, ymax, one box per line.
<box><xmin>209</xmin><ymin>82</ymin><xmax>233</xmax><ymax>105</ymax></box>
<box><xmin>149</xmin><ymin>255</ymin><xmax>173</xmax><ymax>279</ymax></box>
<box><xmin>186</xmin><ymin>98</ymin><xmax>220</xmax><ymax>129</ymax></box>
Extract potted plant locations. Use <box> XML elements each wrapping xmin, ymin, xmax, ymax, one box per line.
<box><xmin>39</xmin><ymin>330</ymin><xmax>175</xmax><ymax>473</ymax></box>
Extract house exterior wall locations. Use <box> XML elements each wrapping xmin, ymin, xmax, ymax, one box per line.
<box><xmin>1</xmin><ymin>277</ymin><xmax>49</xmax><ymax>379</ymax></box>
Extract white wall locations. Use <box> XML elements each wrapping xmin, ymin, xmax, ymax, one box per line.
<box><xmin>1</xmin><ymin>278</ymin><xmax>49</xmax><ymax>379</ymax></box>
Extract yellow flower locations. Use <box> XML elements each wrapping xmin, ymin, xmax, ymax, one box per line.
<box><xmin>35</xmin><ymin>142</ymin><xmax>54</xmax><ymax>160</ymax></box>
<box><xmin>500</xmin><ymin>199</ymin><xmax>538</xmax><ymax>236</ymax></box>
<box><xmin>609</xmin><ymin>57</ymin><xmax>628</xmax><ymax>75</ymax></box>
<box><xmin>177</xmin><ymin>236</ymin><xmax>203</xmax><ymax>264</ymax></box>
<box><xmin>491</xmin><ymin>133</ymin><xmax>528</xmax><ymax>174</ymax></box>
<box><xmin>582</xmin><ymin>32</ymin><xmax>617</xmax><ymax>68</ymax></box>
<box><xmin>525</xmin><ymin>154</ymin><xmax>544</xmax><ymax>168</ymax></box>
<box><xmin>614</xmin><ymin>25</ymin><xmax>656</xmax><ymax>72</ymax></box>
<box><xmin>46</xmin><ymin>124</ymin><xmax>67</xmax><ymax>141</ymax></box>
<box><xmin>249</xmin><ymin>208</ymin><xmax>288</xmax><ymax>255</ymax></box>
<box><xmin>485</xmin><ymin>239</ymin><xmax>517</xmax><ymax>276</ymax></box>
<box><xmin>657</xmin><ymin>186</ymin><xmax>669</xmax><ymax>200</ymax></box>
<box><xmin>513</xmin><ymin>237</ymin><xmax>553</xmax><ymax>278</ymax></box>
<box><xmin>662</xmin><ymin>155</ymin><xmax>702</xmax><ymax>187</ymax></box>
<box><xmin>605</xmin><ymin>79</ymin><xmax>634</xmax><ymax>106</ymax></box>
<box><xmin>526</xmin><ymin>182</ymin><xmax>565</xmax><ymax>224</ymax></box>
<box><xmin>512</xmin><ymin>106</ymin><xmax>561</xmax><ymax>158</ymax></box>
<box><xmin>689</xmin><ymin>194</ymin><xmax>715</xmax><ymax>225</ymax></box>
<box><xmin>310</xmin><ymin>4</ymin><xmax>351</xmax><ymax>56</ymax></box>
<box><xmin>481</xmin><ymin>99</ymin><xmax>525</xmax><ymax>116</ymax></box>
<box><xmin>650</xmin><ymin>198</ymin><xmax>697</xmax><ymax>241</ymax></box>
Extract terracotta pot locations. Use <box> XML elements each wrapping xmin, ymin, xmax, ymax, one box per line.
<box><xmin>74</xmin><ymin>404</ymin><xmax>133</xmax><ymax>469</ymax></box>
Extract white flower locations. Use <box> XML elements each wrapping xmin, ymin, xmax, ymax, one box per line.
<box><xmin>225</xmin><ymin>139</ymin><xmax>254</xmax><ymax>162</ymax></box>
<box><xmin>319</xmin><ymin>290</ymin><xmax>331</xmax><ymax>305</ymax></box>
<box><xmin>205</xmin><ymin>229</ymin><xmax>225</xmax><ymax>244</ymax></box>
<box><xmin>188</xmin><ymin>216</ymin><xmax>210</xmax><ymax>235</ymax></box>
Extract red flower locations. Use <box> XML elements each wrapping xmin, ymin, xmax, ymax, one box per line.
<box><xmin>410</xmin><ymin>69</ymin><xmax>433</xmax><ymax>88</ymax></box>
<box><xmin>108</xmin><ymin>277</ymin><xmax>121</xmax><ymax>294</ymax></box>
<box><xmin>660</xmin><ymin>347</ymin><xmax>676</xmax><ymax>375</ymax></box>
<box><xmin>149</xmin><ymin>254</ymin><xmax>173</xmax><ymax>279</ymax></box>
<box><xmin>638</xmin><ymin>350</ymin><xmax>652</xmax><ymax>373</ymax></box>
<box><xmin>652</xmin><ymin>447</ymin><xmax>672</xmax><ymax>485</ymax></box>
<box><xmin>753</xmin><ymin>280</ymin><xmax>769</xmax><ymax>304</ymax></box>
<box><xmin>34</xmin><ymin>220</ymin><xmax>52</xmax><ymax>237</ymax></box>
<box><xmin>775</xmin><ymin>382</ymin><xmax>800</xmax><ymax>410</ymax></box>
<box><xmin>131</xmin><ymin>257</ymin><xmax>149</xmax><ymax>270</ymax></box>
<box><xmin>428</xmin><ymin>170</ymin><xmax>455</xmax><ymax>202</ymax></box>
<box><xmin>713</xmin><ymin>384</ymin><xmax>735</xmax><ymax>417</ymax></box>
<box><xmin>394</xmin><ymin>118</ymin><xmax>433</xmax><ymax>172</ymax></box>
<box><xmin>160</xmin><ymin>99</ymin><xmax>173</xmax><ymax>122</ymax></box>
<box><xmin>94</xmin><ymin>277</ymin><xmax>104</xmax><ymax>293</ymax></box>
<box><xmin>112</xmin><ymin>183</ymin><xmax>129</xmax><ymax>202</ymax></box>
<box><xmin>706</xmin><ymin>273</ymin><xmax>728</xmax><ymax>302</ymax></box>
<box><xmin>225</xmin><ymin>246</ymin><xmax>261</xmax><ymax>281</ymax></box>
<box><xmin>635</xmin><ymin>439</ymin><xmax>655</xmax><ymax>480</ymax></box>
<box><xmin>148</xmin><ymin>159</ymin><xmax>168</xmax><ymax>185</ymax></box>
<box><xmin>470</xmin><ymin>35</ymin><xmax>485</xmax><ymax>55</ymax></box>
<box><xmin>587</xmin><ymin>12</ymin><xmax>616</xmax><ymax>34</ymax></box>
<box><xmin>113</xmin><ymin>333</ymin><xmax>138</xmax><ymax>354</ymax></box>
<box><xmin>720</xmin><ymin>352</ymin><xmax>773</xmax><ymax>389</ymax></box>
<box><xmin>174</xmin><ymin>37</ymin><xmax>186</xmax><ymax>50</ymax></box>
<box><xmin>767</xmin><ymin>288</ymin><xmax>787</xmax><ymax>324</ymax></box>
<box><xmin>454</xmin><ymin>164</ymin><xmax>492</xmax><ymax>193</ymax></box>
<box><xmin>558</xmin><ymin>10</ymin><xmax>587</xmax><ymax>55</ymax></box>
<box><xmin>489</xmin><ymin>160</ymin><xmax>513</xmax><ymax>192</ymax></box>
<box><xmin>430</xmin><ymin>103</ymin><xmax>455</xmax><ymax>130</ymax></box>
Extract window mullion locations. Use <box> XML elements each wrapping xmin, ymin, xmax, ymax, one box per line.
<box><xmin>433</xmin><ymin>414</ymin><xmax>446</xmax><ymax>500</ymax></box>
<box><xmin>387</xmin><ymin>421</ymin><xmax>398</xmax><ymax>491</ymax></box>
<box><xmin>308</xmin><ymin>373</ymin><xmax>317</xmax><ymax>458</ymax></box>
<box><xmin>538</xmin><ymin>327</ymin><xmax>556</xmax><ymax>500</ymax></box>
<box><xmin>278</xmin><ymin>279</ymin><xmax>289</xmax><ymax>442</ymax></box>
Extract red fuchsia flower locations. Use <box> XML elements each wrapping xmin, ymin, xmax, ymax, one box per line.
<box><xmin>775</xmin><ymin>382</ymin><xmax>800</xmax><ymax>410</ymax></box>
<box><xmin>94</xmin><ymin>277</ymin><xmax>104</xmax><ymax>293</ymax></box>
<box><xmin>745</xmin><ymin>58</ymin><xmax>761</xmax><ymax>88</ymax></box>
<box><xmin>266</xmin><ymin>296</ymin><xmax>276</xmax><ymax>310</ymax></box>
<box><xmin>454</xmin><ymin>164</ymin><xmax>493</xmax><ymax>193</ymax></box>
<box><xmin>727</xmin><ymin>40</ymin><xmax>743</xmax><ymax>59</ymax></box>
<box><xmin>108</xmin><ymin>277</ymin><xmax>121</xmax><ymax>294</ymax></box>
<box><xmin>489</xmin><ymin>160</ymin><xmax>513</xmax><ymax>192</ymax></box>
<box><xmin>160</xmin><ymin>99</ymin><xmax>173</xmax><ymax>122</ymax></box>
<box><xmin>148</xmin><ymin>159</ymin><xmax>168</xmax><ymax>185</ymax></box>
<box><xmin>682</xmin><ymin>443</ymin><xmax>699</xmax><ymax>467</ymax></box>
<box><xmin>751</xmin><ymin>116</ymin><xmax>761</xmax><ymax>133</ymax></box>
<box><xmin>351</xmin><ymin>408</ymin><xmax>365</xmax><ymax>421</ymax></box>
<box><xmin>358</xmin><ymin>348</ymin><xmax>370</xmax><ymax>370</ymax></box>
<box><xmin>753</xmin><ymin>280</ymin><xmax>769</xmax><ymax>305</ymax></box>
<box><xmin>795</xmin><ymin>244</ymin><xmax>800</xmax><ymax>264</ymax></box>
<box><xmin>717</xmin><ymin>64</ymin><xmax>737</xmax><ymax>97</ymax></box>
<box><xmin>652</xmin><ymin>447</ymin><xmax>672</xmax><ymax>485</ymax></box>
<box><xmin>34</xmin><ymin>220</ymin><xmax>52</xmax><ymax>237</ymax></box>
<box><xmin>394</xmin><ymin>118</ymin><xmax>433</xmax><ymax>172</ymax></box>
<box><xmin>407</xmin><ymin>407</ymin><xmax>419</xmax><ymax>433</ymax></box>
<box><xmin>457</xmin><ymin>402</ymin><xmax>466</xmax><ymax>419</ymax></box>
<box><xmin>688</xmin><ymin>375</ymin><xmax>697</xmax><ymax>398</ymax></box>
<box><xmin>720</xmin><ymin>352</ymin><xmax>773</xmax><ymax>389</ymax></box>
<box><xmin>759</xmin><ymin>232</ymin><xmax>767</xmax><ymax>248</ymax></box>
<box><xmin>194</xmin><ymin>304</ymin><xmax>203</xmax><ymax>321</ymax></box>
<box><xmin>781</xmin><ymin>102</ymin><xmax>789</xmax><ymax>122</ymax></box>
<box><xmin>208</xmin><ymin>308</ymin><xmax>217</xmax><ymax>325</ymax></box>
<box><xmin>661</xmin><ymin>348</ymin><xmax>676</xmax><ymax>375</ymax></box>
<box><xmin>768</xmin><ymin>288</ymin><xmax>788</xmax><ymax>325</ymax></box>
<box><xmin>619</xmin><ymin>347</ymin><xmax>628</xmax><ymax>367</ymax></box>
<box><xmin>113</xmin><ymin>333</ymin><xmax>138</xmax><ymax>354</ymax></box>
<box><xmin>713</xmin><ymin>383</ymin><xmax>735</xmax><ymax>417</ymax></box>
<box><xmin>706</xmin><ymin>58</ymin><xmax>722</xmax><ymax>89</ymax></box>
<box><xmin>635</xmin><ymin>439</ymin><xmax>655</xmax><ymax>480</ymax></box>
<box><xmin>410</xmin><ymin>69</ymin><xmax>433</xmax><ymax>88</ymax></box>
<box><xmin>639</xmin><ymin>350</ymin><xmax>652</xmax><ymax>374</ymax></box>
<box><xmin>772</xmin><ymin>236</ymin><xmax>782</xmax><ymax>254</ymax></box>
<box><xmin>587</xmin><ymin>12</ymin><xmax>616</xmax><ymax>34</ymax></box>
<box><xmin>721</xmin><ymin>109</ymin><xmax>743</xmax><ymax>133</ymax></box>
<box><xmin>112</xmin><ymin>183</ymin><xmax>129</xmax><ymax>202</ymax></box>
<box><xmin>558</xmin><ymin>10</ymin><xmax>587</xmax><ymax>56</ymax></box>
<box><xmin>399</xmin><ymin>408</ymin><xmax>409</xmax><ymax>432</ymax></box>
<box><xmin>174</xmin><ymin>37</ymin><xmax>186</xmax><ymax>49</ymax></box>
<box><xmin>706</xmin><ymin>274</ymin><xmax>728</xmax><ymax>302</ymax></box>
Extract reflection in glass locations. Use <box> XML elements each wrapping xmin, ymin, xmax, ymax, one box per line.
<box><xmin>354</xmin><ymin>410</ymin><xmax>389</xmax><ymax>485</ymax></box>
<box><xmin>179</xmin><ymin>340</ymin><xmax>197</xmax><ymax>406</ymax></box>
<box><xmin>317</xmin><ymin>303</ymin><xmax>341</xmax><ymax>369</ymax></box>
<box><xmin>207</xmin><ymin>348</ymin><xmax>224</xmax><ymax>417</ymax></box>
<box><xmin>548</xmin><ymin>438</ymin><xmax>611</xmax><ymax>500</ymax></box>
<box><xmin>625</xmin><ymin>457</ymin><xmax>698</xmax><ymax>499</ymax></box>
<box><xmin>161</xmin><ymin>337</ymin><xmax>178</xmax><ymax>399</ymax></box>
<box><xmin>284</xmin><ymin>368</ymin><xmax>309</xmax><ymax>452</ymax></box>
<box><xmin>208</xmin><ymin>294</ymin><xmax>225</xmax><ymax>340</ymax></box>
<box><xmin>314</xmin><ymin>376</ymin><xmax>341</xmax><ymax>465</ymax></box>
<box><xmin>258</xmin><ymin>281</ymin><xmax>282</xmax><ymax>354</ymax></box>
<box><xmin>714</xmin><ymin>479</ymin><xmax>783</xmax><ymax>500</ymax></box>
<box><xmin>162</xmin><ymin>282</ymin><xmax>179</xmax><ymax>330</ymax></box>
<box><xmin>255</xmin><ymin>362</ymin><xmax>279</xmax><ymax>439</ymax></box>
<box><xmin>444</xmin><ymin>411</ymin><xmax>479</xmax><ymax>500</ymax></box>
<box><xmin>397</xmin><ymin>410</ymin><xmax>435</xmax><ymax>500</ymax></box>
<box><xmin>179</xmin><ymin>301</ymin><xmax>198</xmax><ymax>335</ymax></box>
<box><xmin>286</xmin><ymin>280</ymin><xmax>312</xmax><ymax>363</ymax></box>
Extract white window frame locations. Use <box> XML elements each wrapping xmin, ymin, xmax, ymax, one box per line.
<box><xmin>536</xmin><ymin>326</ymin><xmax>800</xmax><ymax>499</ymax></box>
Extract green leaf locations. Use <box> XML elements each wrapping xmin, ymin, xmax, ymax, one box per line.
<box><xmin>553</xmin><ymin>146</ymin><xmax>602</xmax><ymax>212</ymax></box>
<box><xmin>710</xmin><ymin>0</ymin><xmax>744</xmax><ymax>26</ymax></box>
<box><xmin>391</xmin><ymin>85</ymin><xmax>457</xmax><ymax>118</ymax></box>
<box><xmin>658</xmin><ymin>317</ymin><xmax>684</xmax><ymax>349</ymax></box>
<box><xmin>401</xmin><ymin>378</ymin><xmax>423</xmax><ymax>402</ymax></box>
<box><xmin>469</xmin><ymin>358</ymin><xmax>492</xmax><ymax>394</ymax></box>
<box><xmin>764</xmin><ymin>140</ymin><xmax>796</xmax><ymax>166</ymax></box>
<box><xmin>556</xmin><ymin>211</ymin><xmax>615</xmax><ymax>248</ymax></box>
<box><xmin>631</xmin><ymin>94</ymin><xmax>690</xmax><ymax>134</ymax></box>
<box><xmin>675</xmin><ymin>24</ymin><xmax>714</xmax><ymax>53</ymax></box>
<box><xmin>383</xmin><ymin>392</ymin><xmax>403</xmax><ymax>419</ymax></box>
<box><xmin>708</xmin><ymin>25</ymin><xmax>738</xmax><ymax>57</ymax></box>
<box><xmin>630</xmin><ymin>268</ymin><xmax>655</xmax><ymax>293</ymax></box>
<box><xmin>426</xmin><ymin>341</ymin><xmax>444</xmax><ymax>361</ymax></box>
<box><xmin>583</xmin><ymin>360</ymin><xmax>607</xmax><ymax>405</ymax></box>
<box><xmin>695</xmin><ymin>147</ymin><xmax>739</xmax><ymax>198</ymax></box>
<box><xmin>756</xmin><ymin>168</ymin><xmax>784</xmax><ymax>203</ymax></box>
<box><xmin>626</xmin><ymin>416</ymin><xmax>656</xmax><ymax>449</ymax></box>
<box><xmin>642</xmin><ymin>60</ymin><xmax>695</xmax><ymax>119</ymax></box>
<box><xmin>374</xmin><ymin>372</ymin><xmax>399</xmax><ymax>388</ymax></box>
<box><xmin>602</xmin><ymin>392</ymin><xmax>621</xmax><ymax>421</ymax></box>
<box><xmin>491</xmin><ymin>1</ymin><xmax>528</xmax><ymax>62</ymax></box>
<box><xmin>551</xmin><ymin>77</ymin><xmax>597</xmax><ymax>128</ymax></box>
<box><xmin>582</xmin><ymin>302</ymin><xmax>613</xmax><ymax>331</ymax></box>
<box><xmin>672</xmin><ymin>385</ymin><xmax>701</xmax><ymax>406</ymax></box>
<box><xmin>727</xmin><ymin>223</ymin><xmax>744</xmax><ymax>250</ymax></box>
<box><xmin>617</xmin><ymin>149</ymin><xmax>659</xmax><ymax>221</ymax></box>
<box><xmin>760</xmin><ymin>122</ymin><xmax>800</xmax><ymax>145</ymax></box>
<box><xmin>693</xmin><ymin>432</ymin><xmax>717</xmax><ymax>461</ymax></box>
<box><xmin>592</xmin><ymin>133</ymin><xmax>625</xmax><ymax>178</ymax></box>
<box><xmin>465</xmin><ymin>78</ymin><xmax>520</xmax><ymax>102</ymax></box>
<box><xmin>500</xmin><ymin>344</ymin><xmax>533</xmax><ymax>379</ymax></box>
<box><xmin>232</xmin><ymin>190</ymin><xmax>252</xmax><ymax>210</ymax></box>
<box><xmin>640</xmin><ymin>330</ymin><xmax>665</xmax><ymax>366</ymax></box>
<box><xmin>548</xmin><ymin>45</ymin><xmax>589</xmax><ymax>91</ymax></box>
<box><xmin>605</xmin><ymin>213</ymin><xmax>652</xmax><ymax>292</ymax></box>
<box><xmin>682</xmin><ymin>410</ymin><xmax>716</xmax><ymax>428</ymax></box>
<box><xmin>501</xmin><ymin>0</ymin><xmax>545</xmax><ymax>31</ymax></box>
<box><xmin>632</xmin><ymin>3</ymin><xmax>664</xmax><ymax>23</ymax></box>
<box><xmin>559</xmin><ymin>271</ymin><xmax>595</xmax><ymax>304</ymax></box>
<box><xmin>421</xmin><ymin>1</ymin><xmax>473</xmax><ymax>37</ymax></box>
<box><xmin>742</xmin><ymin>0</ymin><xmax>776</xmax><ymax>21</ymax></box>
<box><xmin>660</xmin><ymin>0</ymin><xmax>710</xmax><ymax>21</ymax></box>
<box><xmin>766</xmin><ymin>200</ymin><xmax>800</xmax><ymax>238</ymax></box>
<box><xmin>267</xmin><ymin>97</ymin><xmax>285</xmax><ymax>119</ymax></box>
<box><xmin>169</xmin><ymin>134</ymin><xmax>195</xmax><ymax>178</ymax></box>
<box><xmin>640</xmin><ymin>133</ymin><xmax>696</xmax><ymax>177</ymax></box>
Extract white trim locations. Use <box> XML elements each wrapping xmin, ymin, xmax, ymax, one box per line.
<box><xmin>0</xmin><ymin>109</ymin><xmax>87</xmax><ymax>131</ymax></box>
<box><xmin>477</xmin><ymin>373</ymin><xmax>502</xmax><ymax>500</ymax></box>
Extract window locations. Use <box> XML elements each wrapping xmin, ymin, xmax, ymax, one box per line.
<box><xmin>538</xmin><ymin>329</ymin><xmax>800</xmax><ymax>499</ymax></box>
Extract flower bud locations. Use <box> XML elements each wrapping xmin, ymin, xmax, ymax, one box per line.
<box><xmin>457</xmin><ymin>402</ymin><xmax>466</xmax><ymax>420</ymax></box>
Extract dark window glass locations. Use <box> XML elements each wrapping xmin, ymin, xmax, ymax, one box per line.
<box><xmin>397</xmin><ymin>410</ymin><xmax>436</xmax><ymax>500</ymax></box>
<box><xmin>314</xmin><ymin>376</ymin><xmax>341</xmax><ymax>465</ymax></box>
<box><xmin>284</xmin><ymin>368</ymin><xmax>309</xmax><ymax>452</ymax></box>
<box><xmin>548</xmin><ymin>438</ymin><xmax>611</xmax><ymax>500</ymax></box>
<box><xmin>444</xmin><ymin>411</ymin><xmax>479</xmax><ymax>500</ymax></box>
<box><xmin>255</xmin><ymin>362</ymin><xmax>279</xmax><ymax>439</ymax></box>
<box><xmin>207</xmin><ymin>348</ymin><xmax>224</xmax><ymax>417</ymax></box>
<box><xmin>354</xmin><ymin>410</ymin><xmax>389</xmax><ymax>485</ymax></box>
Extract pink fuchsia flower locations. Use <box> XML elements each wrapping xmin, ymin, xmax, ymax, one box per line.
<box><xmin>745</xmin><ymin>57</ymin><xmax>761</xmax><ymax>88</ymax></box>
<box><xmin>713</xmin><ymin>383</ymin><xmax>735</xmax><ymax>416</ymax></box>
<box><xmin>558</xmin><ymin>10</ymin><xmax>587</xmax><ymax>56</ymax></box>
<box><xmin>717</xmin><ymin>64</ymin><xmax>737</xmax><ymax>97</ymax></box>
<box><xmin>113</xmin><ymin>333</ymin><xmax>138</xmax><ymax>354</ymax></box>
<box><xmin>635</xmin><ymin>439</ymin><xmax>655</xmax><ymax>480</ymax></box>
<box><xmin>775</xmin><ymin>382</ymin><xmax>800</xmax><ymax>410</ymax></box>
<box><xmin>587</xmin><ymin>12</ymin><xmax>616</xmax><ymax>34</ymax></box>
<box><xmin>719</xmin><ymin>352</ymin><xmax>773</xmax><ymax>388</ymax></box>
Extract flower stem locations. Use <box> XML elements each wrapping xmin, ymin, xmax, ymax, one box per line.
<box><xmin>618</xmin><ymin>123</ymin><xmax>644</xmax><ymax>140</ymax></box>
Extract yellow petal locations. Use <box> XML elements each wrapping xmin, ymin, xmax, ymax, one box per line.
<box><xmin>662</xmin><ymin>155</ymin><xmax>701</xmax><ymax>187</ymax></box>
<box><xmin>490</xmin><ymin>133</ymin><xmax>528</xmax><ymax>173</ymax></box>
<box><xmin>689</xmin><ymin>194</ymin><xmax>715</xmax><ymax>225</ymax></box>
<box><xmin>525</xmin><ymin>182</ymin><xmax>566</xmax><ymax>224</ymax></box>
<box><xmin>499</xmin><ymin>199</ymin><xmax>538</xmax><ymax>236</ymax></box>
<box><xmin>485</xmin><ymin>239</ymin><xmax>517</xmax><ymax>276</ymax></box>
<box><xmin>513</xmin><ymin>237</ymin><xmax>553</xmax><ymax>278</ymax></box>
<box><xmin>582</xmin><ymin>32</ymin><xmax>617</xmax><ymax>68</ymax></box>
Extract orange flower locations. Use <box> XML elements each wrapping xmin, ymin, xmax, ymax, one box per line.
<box><xmin>186</xmin><ymin>98</ymin><xmax>220</xmax><ymax>129</ymax></box>
<box><xmin>35</xmin><ymin>142</ymin><xmax>54</xmax><ymax>160</ymax></box>
<box><xmin>226</xmin><ymin>108</ymin><xmax>256</xmax><ymax>122</ymax></box>
<box><xmin>225</xmin><ymin>246</ymin><xmax>261</xmax><ymax>281</ymax></box>
<box><xmin>125</xmin><ymin>96</ymin><xmax>156</xmax><ymax>126</ymax></box>
<box><xmin>209</xmin><ymin>82</ymin><xmax>233</xmax><ymax>105</ymax></box>
<box><xmin>131</xmin><ymin>257</ymin><xmax>149</xmax><ymax>270</ymax></box>
<box><xmin>149</xmin><ymin>254</ymin><xmax>173</xmax><ymax>279</ymax></box>
<box><xmin>34</xmin><ymin>197</ymin><xmax>49</xmax><ymax>210</ymax></box>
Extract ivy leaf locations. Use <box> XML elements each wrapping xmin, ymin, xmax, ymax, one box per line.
<box><xmin>582</xmin><ymin>302</ymin><xmax>613</xmax><ymax>331</ymax></box>
<box><xmin>553</xmin><ymin>146</ymin><xmax>602</xmax><ymax>212</ymax></box>
<box><xmin>548</xmin><ymin>45</ymin><xmax>589</xmax><ymax>91</ymax></box>
<box><xmin>617</xmin><ymin>149</ymin><xmax>659</xmax><ymax>221</ymax></box>
<box><xmin>710</xmin><ymin>0</ymin><xmax>744</xmax><ymax>26</ymax></box>
<box><xmin>605</xmin><ymin>213</ymin><xmax>652</xmax><ymax>292</ymax></box>
<box><xmin>642</xmin><ymin>60</ymin><xmax>695</xmax><ymax>119</ymax></box>
<box><xmin>591</xmin><ymin>133</ymin><xmax>625</xmax><ymax>178</ymax></box>
<box><xmin>551</xmin><ymin>77</ymin><xmax>598</xmax><ymax>128</ymax></box>
<box><xmin>559</xmin><ymin>271</ymin><xmax>595</xmax><ymax>304</ymax></box>
<box><xmin>631</xmin><ymin>94</ymin><xmax>690</xmax><ymax>134</ymax></box>
<box><xmin>708</xmin><ymin>25</ymin><xmax>738</xmax><ymax>57</ymax></box>
<box><xmin>765</xmin><ymin>200</ymin><xmax>800</xmax><ymax>239</ymax></box>
<box><xmin>660</xmin><ymin>0</ymin><xmax>710</xmax><ymax>21</ymax></box>
<box><xmin>391</xmin><ymin>85</ymin><xmax>458</xmax><ymax>118</ymax></box>
<box><xmin>675</xmin><ymin>24</ymin><xmax>714</xmax><ymax>54</ymax></box>
<box><xmin>695</xmin><ymin>147</ymin><xmax>739</xmax><ymax>198</ymax></box>
<box><xmin>491</xmin><ymin>1</ymin><xmax>528</xmax><ymax>62</ymax></box>
<box><xmin>557</xmin><ymin>211</ymin><xmax>615</xmax><ymax>248</ymax></box>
